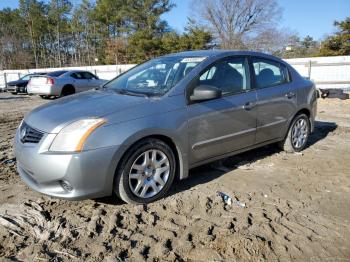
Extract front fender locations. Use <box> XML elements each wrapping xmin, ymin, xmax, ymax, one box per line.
<box><xmin>83</xmin><ymin>108</ymin><xmax>190</xmax><ymax>195</ymax></box>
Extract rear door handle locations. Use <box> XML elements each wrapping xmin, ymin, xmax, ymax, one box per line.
<box><xmin>243</xmin><ymin>101</ymin><xmax>256</xmax><ymax>111</ymax></box>
<box><xmin>285</xmin><ymin>92</ymin><xmax>296</xmax><ymax>99</ymax></box>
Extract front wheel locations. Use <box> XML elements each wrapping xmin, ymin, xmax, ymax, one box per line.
<box><xmin>114</xmin><ymin>138</ymin><xmax>176</xmax><ymax>204</ymax></box>
<box><xmin>279</xmin><ymin>113</ymin><xmax>310</xmax><ymax>152</ymax></box>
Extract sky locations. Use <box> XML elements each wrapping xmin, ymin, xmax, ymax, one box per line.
<box><xmin>162</xmin><ymin>0</ymin><xmax>350</xmax><ymax>40</ymax></box>
<box><xmin>0</xmin><ymin>0</ymin><xmax>349</xmax><ymax>40</ymax></box>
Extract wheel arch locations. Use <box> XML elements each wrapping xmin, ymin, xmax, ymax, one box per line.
<box><xmin>114</xmin><ymin>133</ymin><xmax>187</xmax><ymax>183</ymax></box>
<box><xmin>295</xmin><ymin>107</ymin><xmax>313</xmax><ymax>132</ymax></box>
<box><xmin>148</xmin><ymin>134</ymin><xmax>183</xmax><ymax>180</ymax></box>
<box><xmin>296</xmin><ymin>108</ymin><xmax>311</xmax><ymax>118</ymax></box>
<box><xmin>61</xmin><ymin>84</ymin><xmax>75</xmax><ymax>96</ymax></box>
<box><xmin>284</xmin><ymin>107</ymin><xmax>313</xmax><ymax>140</ymax></box>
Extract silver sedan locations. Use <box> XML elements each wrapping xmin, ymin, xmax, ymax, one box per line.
<box><xmin>27</xmin><ymin>70</ymin><xmax>107</xmax><ymax>98</ymax></box>
<box><xmin>14</xmin><ymin>50</ymin><xmax>317</xmax><ymax>204</ymax></box>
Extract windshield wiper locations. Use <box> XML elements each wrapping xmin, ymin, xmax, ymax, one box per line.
<box><xmin>115</xmin><ymin>89</ymin><xmax>150</xmax><ymax>98</ymax></box>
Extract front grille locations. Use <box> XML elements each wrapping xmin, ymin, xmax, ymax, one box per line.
<box><xmin>20</xmin><ymin>122</ymin><xmax>44</xmax><ymax>144</ymax></box>
<box><xmin>6</xmin><ymin>85</ymin><xmax>17</xmax><ymax>90</ymax></box>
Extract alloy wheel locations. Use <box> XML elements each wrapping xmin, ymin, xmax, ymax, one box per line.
<box><xmin>291</xmin><ymin>118</ymin><xmax>308</xmax><ymax>149</ymax></box>
<box><xmin>128</xmin><ymin>149</ymin><xmax>170</xmax><ymax>198</ymax></box>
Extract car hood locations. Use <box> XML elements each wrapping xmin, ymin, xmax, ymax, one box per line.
<box><xmin>24</xmin><ymin>89</ymin><xmax>154</xmax><ymax>133</ymax></box>
<box><xmin>8</xmin><ymin>80</ymin><xmax>27</xmax><ymax>86</ymax></box>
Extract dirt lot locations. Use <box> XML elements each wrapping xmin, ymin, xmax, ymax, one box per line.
<box><xmin>0</xmin><ymin>92</ymin><xmax>349</xmax><ymax>261</ymax></box>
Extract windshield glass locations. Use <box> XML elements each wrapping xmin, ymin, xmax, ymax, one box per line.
<box><xmin>21</xmin><ymin>75</ymin><xmax>31</xmax><ymax>81</ymax></box>
<box><xmin>104</xmin><ymin>56</ymin><xmax>206</xmax><ymax>96</ymax></box>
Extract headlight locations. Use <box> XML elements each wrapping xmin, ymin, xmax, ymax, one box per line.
<box><xmin>49</xmin><ymin>118</ymin><xmax>106</xmax><ymax>152</ymax></box>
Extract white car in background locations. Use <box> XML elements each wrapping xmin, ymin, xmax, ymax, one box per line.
<box><xmin>27</xmin><ymin>70</ymin><xmax>107</xmax><ymax>98</ymax></box>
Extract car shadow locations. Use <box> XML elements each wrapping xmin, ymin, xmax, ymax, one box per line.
<box><xmin>95</xmin><ymin>195</ymin><xmax>125</xmax><ymax>206</ymax></box>
<box><xmin>168</xmin><ymin>144</ymin><xmax>281</xmax><ymax>197</ymax></box>
<box><xmin>95</xmin><ymin>120</ymin><xmax>338</xmax><ymax>205</ymax></box>
<box><xmin>306</xmin><ymin>120</ymin><xmax>337</xmax><ymax>148</ymax></box>
<box><xmin>0</xmin><ymin>96</ymin><xmax>29</xmax><ymax>100</ymax></box>
<box><xmin>169</xmin><ymin>120</ymin><xmax>338</xmax><ymax>197</ymax></box>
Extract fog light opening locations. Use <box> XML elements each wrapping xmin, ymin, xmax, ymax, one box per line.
<box><xmin>60</xmin><ymin>180</ymin><xmax>73</xmax><ymax>192</ymax></box>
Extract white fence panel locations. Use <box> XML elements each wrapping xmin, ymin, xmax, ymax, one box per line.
<box><xmin>285</xmin><ymin>56</ymin><xmax>350</xmax><ymax>90</ymax></box>
<box><xmin>0</xmin><ymin>64</ymin><xmax>136</xmax><ymax>89</ymax></box>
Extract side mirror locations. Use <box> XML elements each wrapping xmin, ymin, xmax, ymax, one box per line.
<box><xmin>190</xmin><ymin>85</ymin><xmax>222</xmax><ymax>102</ymax></box>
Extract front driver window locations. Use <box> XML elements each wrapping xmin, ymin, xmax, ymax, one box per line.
<box><xmin>199</xmin><ymin>57</ymin><xmax>248</xmax><ymax>96</ymax></box>
<box><xmin>82</xmin><ymin>72</ymin><xmax>96</xmax><ymax>80</ymax></box>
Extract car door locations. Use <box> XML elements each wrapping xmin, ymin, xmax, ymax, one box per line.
<box><xmin>82</xmin><ymin>72</ymin><xmax>100</xmax><ymax>90</ymax></box>
<box><xmin>250</xmin><ymin>57</ymin><xmax>297</xmax><ymax>143</ymax></box>
<box><xmin>70</xmin><ymin>72</ymin><xmax>89</xmax><ymax>93</ymax></box>
<box><xmin>187</xmin><ymin>57</ymin><xmax>258</xmax><ymax>164</ymax></box>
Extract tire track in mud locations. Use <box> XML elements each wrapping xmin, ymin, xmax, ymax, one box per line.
<box><xmin>0</xmin><ymin>172</ymin><xmax>349</xmax><ymax>261</ymax></box>
<box><xmin>0</xmin><ymin>111</ymin><xmax>23</xmax><ymax>186</ymax></box>
<box><xmin>0</xmin><ymin>193</ymin><xmax>332</xmax><ymax>260</ymax></box>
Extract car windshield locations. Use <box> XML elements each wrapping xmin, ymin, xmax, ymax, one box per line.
<box><xmin>104</xmin><ymin>56</ymin><xmax>207</xmax><ymax>96</ymax></box>
<box><xmin>20</xmin><ymin>75</ymin><xmax>31</xmax><ymax>81</ymax></box>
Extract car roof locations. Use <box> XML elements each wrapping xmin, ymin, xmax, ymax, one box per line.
<box><xmin>164</xmin><ymin>50</ymin><xmax>228</xmax><ymax>57</ymax></box>
<box><xmin>28</xmin><ymin>72</ymin><xmax>46</xmax><ymax>75</ymax></box>
<box><xmin>162</xmin><ymin>50</ymin><xmax>286</xmax><ymax>64</ymax></box>
<box><xmin>65</xmin><ymin>70</ymin><xmax>91</xmax><ymax>74</ymax></box>
<box><xmin>46</xmin><ymin>70</ymin><xmax>69</xmax><ymax>77</ymax></box>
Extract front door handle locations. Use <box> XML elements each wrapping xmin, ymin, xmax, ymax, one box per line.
<box><xmin>243</xmin><ymin>102</ymin><xmax>256</xmax><ymax>111</ymax></box>
<box><xmin>285</xmin><ymin>92</ymin><xmax>296</xmax><ymax>99</ymax></box>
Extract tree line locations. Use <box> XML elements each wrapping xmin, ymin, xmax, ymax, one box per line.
<box><xmin>0</xmin><ymin>0</ymin><xmax>213</xmax><ymax>69</ymax></box>
<box><xmin>0</xmin><ymin>0</ymin><xmax>348</xmax><ymax>70</ymax></box>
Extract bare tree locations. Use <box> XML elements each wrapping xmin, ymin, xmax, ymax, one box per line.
<box><xmin>192</xmin><ymin>0</ymin><xmax>281</xmax><ymax>49</ymax></box>
<box><xmin>245</xmin><ymin>28</ymin><xmax>297</xmax><ymax>54</ymax></box>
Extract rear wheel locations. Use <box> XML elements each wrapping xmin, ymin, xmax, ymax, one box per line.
<box><xmin>114</xmin><ymin>138</ymin><xmax>176</xmax><ymax>204</ymax></box>
<box><xmin>60</xmin><ymin>85</ymin><xmax>75</xmax><ymax>97</ymax></box>
<box><xmin>40</xmin><ymin>95</ymin><xmax>50</xmax><ymax>99</ymax></box>
<box><xmin>279</xmin><ymin>113</ymin><xmax>310</xmax><ymax>152</ymax></box>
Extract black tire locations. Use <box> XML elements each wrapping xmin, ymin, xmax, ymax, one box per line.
<box><xmin>11</xmin><ymin>92</ymin><xmax>17</xmax><ymax>95</ymax></box>
<box><xmin>114</xmin><ymin>138</ymin><xmax>176</xmax><ymax>204</ymax></box>
<box><xmin>60</xmin><ymin>85</ymin><xmax>75</xmax><ymax>97</ymax></box>
<box><xmin>278</xmin><ymin>113</ymin><xmax>310</xmax><ymax>152</ymax></box>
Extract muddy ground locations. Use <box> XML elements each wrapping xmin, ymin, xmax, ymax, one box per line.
<box><xmin>0</xmin><ymin>92</ymin><xmax>349</xmax><ymax>261</ymax></box>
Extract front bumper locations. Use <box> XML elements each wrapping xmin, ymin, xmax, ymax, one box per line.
<box><xmin>14</xmin><ymin>128</ymin><xmax>120</xmax><ymax>200</ymax></box>
<box><xmin>6</xmin><ymin>86</ymin><xmax>18</xmax><ymax>92</ymax></box>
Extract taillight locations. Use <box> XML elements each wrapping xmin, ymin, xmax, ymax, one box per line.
<box><xmin>46</xmin><ymin>78</ymin><xmax>54</xmax><ymax>85</ymax></box>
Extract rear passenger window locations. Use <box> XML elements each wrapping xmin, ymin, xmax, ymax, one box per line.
<box><xmin>199</xmin><ymin>58</ymin><xmax>249</xmax><ymax>95</ymax></box>
<box><xmin>71</xmin><ymin>73</ymin><xmax>83</xmax><ymax>79</ymax></box>
<box><xmin>252</xmin><ymin>58</ymin><xmax>289</xmax><ymax>88</ymax></box>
